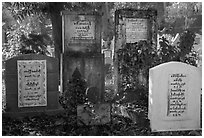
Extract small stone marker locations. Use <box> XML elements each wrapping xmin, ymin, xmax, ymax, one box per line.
<box><xmin>148</xmin><ymin>61</ymin><xmax>201</xmax><ymax>132</ymax></box>
<box><xmin>77</xmin><ymin>103</ymin><xmax>111</xmax><ymax>125</ymax></box>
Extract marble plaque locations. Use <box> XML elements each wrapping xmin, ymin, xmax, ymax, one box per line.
<box><xmin>125</xmin><ymin>18</ymin><xmax>148</xmax><ymax>43</ymax></box>
<box><xmin>69</xmin><ymin>15</ymin><xmax>95</xmax><ymax>42</ymax></box>
<box><xmin>18</xmin><ymin>60</ymin><xmax>47</xmax><ymax>107</ymax></box>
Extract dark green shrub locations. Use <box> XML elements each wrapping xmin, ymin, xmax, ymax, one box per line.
<box><xmin>59</xmin><ymin>68</ymin><xmax>87</xmax><ymax>115</ymax></box>
<box><xmin>116</xmin><ymin>40</ymin><xmax>158</xmax><ymax>105</ymax></box>
<box><xmin>19</xmin><ymin>33</ymin><xmax>51</xmax><ymax>55</ymax></box>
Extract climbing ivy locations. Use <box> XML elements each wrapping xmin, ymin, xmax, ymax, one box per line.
<box><xmin>178</xmin><ymin>30</ymin><xmax>198</xmax><ymax>66</ymax></box>
<box><xmin>116</xmin><ymin>40</ymin><xmax>158</xmax><ymax>104</ymax></box>
<box><xmin>159</xmin><ymin>30</ymin><xmax>198</xmax><ymax>66</ymax></box>
<box><xmin>116</xmin><ymin>29</ymin><xmax>198</xmax><ymax>105</ymax></box>
<box><xmin>117</xmin><ymin>40</ymin><xmax>158</xmax><ymax>89</ymax></box>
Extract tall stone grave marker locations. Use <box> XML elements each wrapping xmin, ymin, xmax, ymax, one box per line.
<box><xmin>61</xmin><ymin>11</ymin><xmax>109</xmax><ymax>125</ymax></box>
<box><xmin>148</xmin><ymin>62</ymin><xmax>201</xmax><ymax>132</ymax></box>
<box><xmin>61</xmin><ymin>11</ymin><xmax>104</xmax><ymax>101</ymax></box>
<box><xmin>114</xmin><ymin>9</ymin><xmax>157</xmax><ymax>95</ymax></box>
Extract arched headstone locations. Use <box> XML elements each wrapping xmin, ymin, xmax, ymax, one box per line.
<box><xmin>149</xmin><ymin>62</ymin><xmax>201</xmax><ymax>132</ymax></box>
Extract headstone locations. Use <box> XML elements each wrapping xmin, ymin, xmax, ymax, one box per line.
<box><xmin>62</xmin><ymin>11</ymin><xmax>102</xmax><ymax>53</ymax></box>
<box><xmin>61</xmin><ymin>11</ymin><xmax>107</xmax><ymax>126</ymax></box>
<box><xmin>114</xmin><ymin>9</ymin><xmax>157</xmax><ymax>97</ymax></box>
<box><xmin>115</xmin><ymin>9</ymin><xmax>157</xmax><ymax>49</ymax></box>
<box><xmin>4</xmin><ymin>54</ymin><xmax>62</xmax><ymax>118</ymax></box>
<box><xmin>148</xmin><ymin>61</ymin><xmax>201</xmax><ymax>132</ymax></box>
<box><xmin>62</xmin><ymin>11</ymin><xmax>105</xmax><ymax>102</ymax></box>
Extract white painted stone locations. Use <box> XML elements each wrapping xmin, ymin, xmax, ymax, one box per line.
<box><xmin>148</xmin><ymin>61</ymin><xmax>201</xmax><ymax>132</ymax></box>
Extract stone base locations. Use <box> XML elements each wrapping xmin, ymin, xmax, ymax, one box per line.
<box><xmin>2</xmin><ymin>108</ymin><xmax>65</xmax><ymax>119</ymax></box>
<box><xmin>77</xmin><ymin>103</ymin><xmax>111</xmax><ymax>125</ymax></box>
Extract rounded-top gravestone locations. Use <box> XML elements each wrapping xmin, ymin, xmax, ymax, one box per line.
<box><xmin>148</xmin><ymin>61</ymin><xmax>201</xmax><ymax>132</ymax></box>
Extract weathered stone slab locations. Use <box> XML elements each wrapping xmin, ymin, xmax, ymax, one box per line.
<box><xmin>64</xmin><ymin>54</ymin><xmax>105</xmax><ymax>102</ymax></box>
<box><xmin>77</xmin><ymin>103</ymin><xmax>111</xmax><ymax>125</ymax></box>
<box><xmin>148</xmin><ymin>62</ymin><xmax>201</xmax><ymax>132</ymax></box>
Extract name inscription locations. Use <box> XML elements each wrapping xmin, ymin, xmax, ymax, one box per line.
<box><xmin>167</xmin><ymin>73</ymin><xmax>188</xmax><ymax>117</ymax></box>
<box><xmin>18</xmin><ymin>60</ymin><xmax>47</xmax><ymax>107</ymax></box>
<box><xmin>71</xmin><ymin>17</ymin><xmax>95</xmax><ymax>40</ymax></box>
<box><xmin>125</xmin><ymin>18</ymin><xmax>148</xmax><ymax>43</ymax></box>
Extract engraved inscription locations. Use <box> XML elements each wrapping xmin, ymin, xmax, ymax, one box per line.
<box><xmin>18</xmin><ymin>60</ymin><xmax>47</xmax><ymax>107</ymax></box>
<box><xmin>125</xmin><ymin>18</ymin><xmax>148</xmax><ymax>43</ymax></box>
<box><xmin>70</xmin><ymin>16</ymin><xmax>95</xmax><ymax>41</ymax></box>
<box><xmin>167</xmin><ymin>73</ymin><xmax>188</xmax><ymax>117</ymax></box>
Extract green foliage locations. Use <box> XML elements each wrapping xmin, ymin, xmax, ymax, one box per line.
<box><xmin>2</xmin><ymin>2</ymin><xmax>53</xmax><ymax>61</ymax></box>
<box><xmin>164</xmin><ymin>2</ymin><xmax>202</xmax><ymax>34</ymax></box>
<box><xmin>113</xmin><ymin>2</ymin><xmax>158</xmax><ymax>10</ymax></box>
<box><xmin>158</xmin><ymin>36</ymin><xmax>179</xmax><ymax>62</ymax></box>
<box><xmin>4</xmin><ymin>2</ymin><xmax>48</xmax><ymax>23</ymax></box>
<box><xmin>19</xmin><ymin>34</ymin><xmax>51</xmax><ymax>55</ymax></box>
<box><xmin>116</xmin><ymin>30</ymin><xmax>198</xmax><ymax>105</ymax></box>
<box><xmin>2</xmin><ymin>26</ymin><xmax>21</xmax><ymax>61</ymax></box>
<box><xmin>117</xmin><ymin>40</ymin><xmax>158</xmax><ymax>89</ymax></box>
<box><xmin>178</xmin><ymin>30</ymin><xmax>198</xmax><ymax>66</ymax></box>
<box><xmin>2</xmin><ymin>80</ymin><xmax>6</xmax><ymax>112</ymax></box>
<box><xmin>3</xmin><ymin>21</ymin><xmax>51</xmax><ymax>60</ymax></box>
<box><xmin>179</xmin><ymin>30</ymin><xmax>195</xmax><ymax>57</ymax></box>
<box><xmin>59</xmin><ymin>68</ymin><xmax>87</xmax><ymax>115</ymax></box>
<box><xmin>159</xmin><ymin>30</ymin><xmax>198</xmax><ymax>66</ymax></box>
<box><xmin>3</xmin><ymin>2</ymin><xmax>201</xmax><ymax>59</ymax></box>
<box><xmin>116</xmin><ymin>41</ymin><xmax>158</xmax><ymax>104</ymax></box>
<box><xmin>166</xmin><ymin>2</ymin><xmax>202</xmax><ymax>23</ymax></box>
